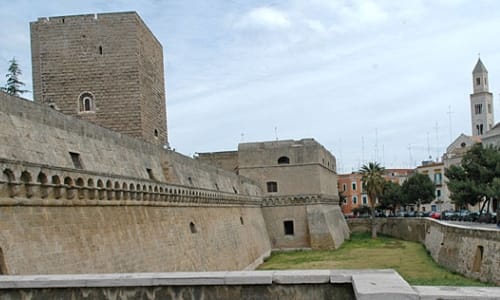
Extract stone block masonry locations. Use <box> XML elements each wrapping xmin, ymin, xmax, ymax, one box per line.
<box><xmin>30</xmin><ymin>12</ymin><xmax>168</xmax><ymax>146</ymax></box>
<box><xmin>0</xmin><ymin>159</ymin><xmax>270</xmax><ymax>274</ymax></box>
<box><xmin>347</xmin><ymin>218</ymin><xmax>500</xmax><ymax>285</ymax></box>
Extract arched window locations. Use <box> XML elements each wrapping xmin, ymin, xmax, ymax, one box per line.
<box><xmin>78</xmin><ymin>92</ymin><xmax>95</xmax><ymax>112</ymax></box>
<box><xmin>277</xmin><ymin>156</ymin><xmax>290</xmax><ymax>164</ymax></box>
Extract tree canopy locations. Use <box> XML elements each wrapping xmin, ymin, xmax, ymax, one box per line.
<box><xmin>379</xmin><ymin>180</ymin><xmax>403</xmax><ymax>214</ymax></box>
<box><xmin>445</xmin><ymin>144</ymin><xmax>500</xmax><ymax>210</ymax></box>
<box><xmin>2</xmin><ymin>58</ymin><xmax>28</xmax><ymax>96</ymax></box>
<box><xmin>401</xmin><ymin>172</ymin><xmax>435</xmax><ymax>210</ymax></box>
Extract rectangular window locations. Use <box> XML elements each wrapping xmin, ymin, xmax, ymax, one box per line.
<box><xmin>267</xmin><ymin>181</ymin><xmax>278</xmax><ymax>193</ymax></box>
<box><xmin>283</xmin><ymin>220</ymin><xmax>294</xmax><ymax>235</ymax></box>
<box><xmin>342</xmin><ymin>184</ymin><xmax>346</xmax><ymax>192</ymax></box>
<box><xmin>434</xmin><ymin>173</ymin><xmax>442</xmax><ymax>185</ymax></box>
<box><xmin>352</xmin><ymin>182</ymin><xmax>357</xmax><ymax>191</ymax></box>
<box><xmin>436</xmin><ymin>189</ymin><xmax>441</xmax><ymax>197</ymax></box>
<box><xmin>352</xmin><ymin>196</ymin><xmax>358</xmax><ymax>204</ymax></box>
<box><xmin>69</xmin><ymin>152</ymin><xmax>83</xmax><ymax>169</ymax></box>
<box><xmin>476</xmin><ymin>77</ymin><xmax>480</xmax><ymax>85</ymax></box>
<box><xmin>362</xmin><ymin>195</ymin><xmax>368</xmax><ymax>205</ymax></box>
<box><xmin>488</xmin><ymin>104</ymin><xmax>492</xmax><ymax>113</ymax></box>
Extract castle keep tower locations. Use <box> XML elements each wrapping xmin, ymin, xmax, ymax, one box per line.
<box><xmin>30</xmin><ymin>12</ymin><xmax>168</xmax><ymax>146</ymax></box>
<box><xmin>470</xmin><ymin>58</ymin><xmax>494</xmax><ymax>136</ymax></box>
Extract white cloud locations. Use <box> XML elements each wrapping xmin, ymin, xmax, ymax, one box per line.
<box><xmin>304</xmin><ymin>19</ymin><xmax>327</xmax><ymax>34</ymax></box>
<box><xmin>235</xmin><ymin>7</ymin><xmax>291</xmax><ymax>30</ymax></box>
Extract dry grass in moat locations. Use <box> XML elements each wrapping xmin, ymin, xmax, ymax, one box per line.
<box><xmin>258</xmin><ymin>233</ymin><xmax>493</xmax><ymax>286</ymax></box>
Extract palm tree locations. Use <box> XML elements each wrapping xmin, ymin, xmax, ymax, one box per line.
<box><xmin>360</xmin><ymin>162</ymin><xmax>385</xmax><ymax>239</ymax></box>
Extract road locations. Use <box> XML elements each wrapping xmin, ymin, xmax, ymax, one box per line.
<box><xmin>442</xmin><ymin>220</ymin><xmax>500</xmax><ymax>230</ymax></box>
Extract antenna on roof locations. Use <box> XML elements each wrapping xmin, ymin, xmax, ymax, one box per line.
<box><xmin>274</xmin><ymin>126</ymin><xmax>278</xmax><ymax>141</ymax></box>
<box><xmin>447</xmin><ymin>105</ymin><xmax>453</xmax><ymax>143</ymax></box>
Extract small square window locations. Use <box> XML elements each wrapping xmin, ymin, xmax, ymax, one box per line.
<box><xmin>267</xmin><ymin>181</ymin><xmax>278</xmax><ymax>193</ymax></box>
<box><xmin>283</xmin><ymin>220</ymin><xmax>294</xmax><ymax>235</ymax></box>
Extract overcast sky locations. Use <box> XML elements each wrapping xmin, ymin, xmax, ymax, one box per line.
<box><xmin>1</xmin><ymin>1</ymin><xmax>500</xmax><ymax>173</ymax></box>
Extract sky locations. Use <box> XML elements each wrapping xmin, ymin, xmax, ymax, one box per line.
<box><xmin>1</xmin><ymin>0</ymin><xmax>500</xmax><ymax>173</ymax></box>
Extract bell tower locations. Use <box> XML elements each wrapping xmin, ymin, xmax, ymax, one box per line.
<box><xmin>470</xmin><ymin>58</ymin><xmax>494</xmax><ymax>136</ymax></box>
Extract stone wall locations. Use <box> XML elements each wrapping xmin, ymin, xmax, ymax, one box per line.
<box><xmin>0</xmin><ymin>92</ymin><xmax>164</xmax><ymax>181</ymax></box>
<box><xmin>0</xmin><ymin>92</ymin><xmax>255</xmax><ymax>196</ymax></box>
<box><xmin>238</xmin><ymin>139</ymin><xmax>338</xmax><ymax>196</ymax></box>
<box><xmin>0</xmin><ymin>271</ymin><xmax>360</xmax><ymax>300</ymax></box>
<box><xmin>30</xmin><ymin>12</ymin><xmax>167</xmax><ymax>145</ymax></box>
<box><xmin>262</xmin><ymin>196</ymin><xmax>349</xmax><ymax>250</ymax></box>
<box><xmin>347</xmin><ymin>218</ymin><xmax>500</xmax><ymax>285</ymax></box>
<box><xmin>0</xmin><ymin>159</ymin><xmax>270</xmax><ymax>274</ymax></box>
<box><xmin>196</xmin><ymin>151</ymin><xmax>239</xmax><ymax>173</ymax></box>
<box><xmin>0</xmin><ymin>92</ymin><xmax>271</xmax><ymax>274</ymax></box>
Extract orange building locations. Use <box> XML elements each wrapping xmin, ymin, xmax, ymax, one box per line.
<box><xmin>338</xmin><ymin>169</ymin><xmax>413</xmax><ymax>216</ymax></box>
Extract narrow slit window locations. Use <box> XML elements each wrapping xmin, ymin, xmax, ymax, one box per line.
<box><xmin>69</xmin><ymin>152</ymin><xmax>83</xmax><ymax>169</ymax></box>
<box><xmin>146</xmin><ymin>168</ymin><xmax>155</xmax><ymax>180</ymax></box>
<box><xmin>190</xmin><ymin>222</ymin><xmax>197</xmax><ymax>234</ymax></box>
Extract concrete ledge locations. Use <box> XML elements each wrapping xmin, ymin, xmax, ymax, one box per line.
<box><xmin>0</xmin><ymin>270</ymin><xmax>499</xmax><ymax>299</ymax></box>
<box><xmin>413</xmin><ymin>286</ymin><xmax>500</xmax><ymax>300</ymax></box>
<box><xmin>272</xmin><ymin>270</ymin><xmax>330</xmax><ymax>284</ymax></box>
<box><xmin>330</xmin><ymin>269</ymin><xmax>396</xmax><ymax>283</ymax></box>
<box><xmin>352</xmin><ymin>270</ymin><xmax>418</xmax><ymax>300</ymax></box>
<box><xmin>224</xmin><ymin>271</ymin><xmax>273</xmax><ymax>285</ymax></box>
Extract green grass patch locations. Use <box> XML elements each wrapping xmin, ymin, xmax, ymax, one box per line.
<box><xmin>258</xmin><ymin>233</ymin><xmax>493</xmax><ymax>286</ymax></box>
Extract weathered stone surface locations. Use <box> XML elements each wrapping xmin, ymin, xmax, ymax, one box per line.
<box><xmin>0</xmin><ymin>205</ymin><xmax>271</xmax><ymax>275</ymax></box>
<box><xmin>413</xmin><ymin>285</ymin><xmax>500</xmax><ymax>300</ymax></box>
<box><xmin>31</xmin><ymin>12</ymin><xmax>168</xmax><ymax>146</ymax></box>
<box><xmin>272</xmin><ymin>270</ymin><xmax>330</xmax><ymax>284</ymax></box>
<box><xmin>347</xmin><ymin>218</ymin><xmax>500</xmax><ymax>285</ymax></box>
<box><xmin>0</xmin><ymin>272</ymin><xmax>357</xmax><ymax>299</ymax></box>
<box><xmin>352</xmin><ymin>270</ymin><xmax>418</xmax><ymax>300</ymax></box>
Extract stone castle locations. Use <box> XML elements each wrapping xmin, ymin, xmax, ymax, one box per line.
<box><xmin>0</xmin><ymin>11</ymin><xmax>349</xmax><ymax>275</ymax></box>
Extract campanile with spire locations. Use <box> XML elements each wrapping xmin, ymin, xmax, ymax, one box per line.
<box><xmin>470</xmin><ymin>58</ymin><xmax>494</xmax><ymax>136</ymax></box>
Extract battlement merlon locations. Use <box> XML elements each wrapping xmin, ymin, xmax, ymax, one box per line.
<box><xmin>32</xmin><ymin>11</ymin><xmax>162</xmax><ymax>48</ymax></box>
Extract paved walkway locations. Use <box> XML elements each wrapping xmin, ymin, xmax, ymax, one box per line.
<box><xmin>443</xmin><ymin>220</ymin><xmax>499</xmax><ymax>230</ymax></box>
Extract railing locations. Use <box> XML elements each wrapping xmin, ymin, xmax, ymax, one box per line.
<box><xmin>0</xmin><ymin>158</ymin><xmax>262</xmax><ymax>207</ymax></box>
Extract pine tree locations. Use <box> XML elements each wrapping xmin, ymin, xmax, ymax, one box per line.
<box><xmin>2</xmin><ymin>57</ymin><xmax>28</xmax><ymax>96</ymax></box>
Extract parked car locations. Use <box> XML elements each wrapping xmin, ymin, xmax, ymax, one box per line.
<box><xmin>457</xmin><ymin>210</ymin><xmax>470</xmax><ymax>221</ymax></box>
<box><xmin>429</xmin><ymin>212</ymin><xmax>441</xmax><ymax>219</ymax></box>
<box><xmin>489</xmin><ymin>212</ymin><xmax>497</xmax><ymax>224</ymax></box>
<box><xmin>395</xmin><ymin>211</ymin><xmax>405</xmax><ymax>217</ymax></box>
<box><xmin>463</xmin><ymin>212</ymin><xmax>479</xmax><ymax>222</ymax></box>
<box><xmin>478</xmin><ymin>212</ymin><xmax>495</xmax><ymax>223</ymax></box>
<box><xmin>405</xmin><ymin>211</ymin><xmax>416</xmax><ymax>217</ymax></box>
<box><xmin>440</xmin><ymin>211</ymin><xmax>457</xmax><ymax>220</ymax></box>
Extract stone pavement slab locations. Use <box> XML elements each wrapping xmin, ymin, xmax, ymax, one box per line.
<box><xmin>413</xmin><ymin>285</ymin><xmax>500</xmax><ymax>299</ymax></box>
<box><xmin>352</xmin><ymin>270</ymin><xmax>418</xmax><ymax>300</ymax></box>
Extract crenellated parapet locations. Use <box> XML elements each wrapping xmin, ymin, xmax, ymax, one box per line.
<box><xmin>0</xmin><ymin>158</ymin><xmax>262</xmax><ymax>207</ymax></box>
<box><xmin>261</xmin><ymin>194</ymin><xmax>339</xmax><ymax>207</ymax></box>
